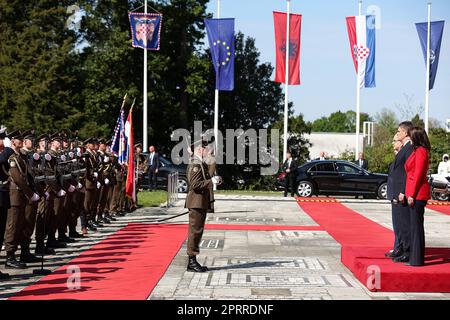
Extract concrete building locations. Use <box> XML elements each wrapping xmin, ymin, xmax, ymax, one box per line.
<box><xmin>304</xmin><ymin>132</ymin><xmax>364</xmax><ymax>160</ymax></box>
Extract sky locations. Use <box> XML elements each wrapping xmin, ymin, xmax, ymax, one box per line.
<box><xmin>205</xmin><ymin>0</ymin><xmax>450</xmax><ymax>125</ymax></box>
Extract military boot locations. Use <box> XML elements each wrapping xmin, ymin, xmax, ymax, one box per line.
<box><xmin>5</xmin><ymin>252</ymin><xmax>27</xmax><ymax>269</ymax></box>
<box><xmin>187</xmin><ymin>256</ymin><xmax>208</xmax><ymax>273</ymax></box>
<box><xmin>20</xmin><ymin>244</ymin><xmax>43</xmax><ymax>263</ymax></box>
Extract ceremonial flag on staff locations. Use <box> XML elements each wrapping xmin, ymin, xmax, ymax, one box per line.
<box><xmin>273</xmin><ymin>11</ymin><xmax>302</xmax><ymax>85</ymax></box>
<box><xmin>205</xmin><ymin>18</ymin><xmax>235</xmax><ymax>91</ymax></box>
<box><xmin>125</xmin><ymin>108</ymin><xmax>135</xmax><ymax>201</ymax></box>
<box><xmin>118</xmin><ymin>109</ymin><xmax>128</xmax><ymax>165</ymax></box>
<box><xmin>346</xmin><ymin>15</ymin><xmax>376</xmax><ymax>88</ymax></box>
<box><xmin>416</xmin><ymin>21</ymin><xmax>445</xmax><ymax>90</ymax></box>
<box><xmin>128</xmin><ymin>12</ymin><xmax>162</xmax><ymax>50</ymax></box>
<box><xmin>111</xmin><ymin>108</ymin><xmax>124</xmax><ymax>156</ymax></box>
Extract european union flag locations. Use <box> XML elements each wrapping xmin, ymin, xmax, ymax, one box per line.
<box><xmin>205</xmin><ymin>18</ymin><xmax>235</xmax><ymax>91</ymax></box>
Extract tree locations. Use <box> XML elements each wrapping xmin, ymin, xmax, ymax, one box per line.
<box><xmin>311</xmin><ymin>110</ymin><xmax>372</xmax><ymax>133</ymax></box>
<box><xmin>0</xmin><ymin>0</ymin><xmax>80</xmax><ymax>131</ymax></box>
<box><xmin>429</xmin><ymin>128</ymin><xmax>450</xmax><ymax>173</ymax></box>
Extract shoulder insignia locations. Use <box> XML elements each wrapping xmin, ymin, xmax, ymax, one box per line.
<box><xmin>193</xmin><ymin>166</ymin><xmax>199</xmax><ymax>173</ymax></box>
<box><xmin>9</xmin><ymin>160</ymin><xmax>17</xmax><ymax>168</ymax></box>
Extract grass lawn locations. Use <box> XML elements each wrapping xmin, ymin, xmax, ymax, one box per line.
<box><xmin>138</xmin><ymin>190</ymin><xmax>168</xmax><ymax>207</ymax></box>
<box><xmin>215</xmin><ymin>190</ymin><xmax>284</xmax><ymax>197</ymax></box>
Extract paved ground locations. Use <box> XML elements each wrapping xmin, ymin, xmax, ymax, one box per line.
<box><xmin>1</xmin><ymin>195</ymin><xmax>450</xmax><ymax>300</ymax></box>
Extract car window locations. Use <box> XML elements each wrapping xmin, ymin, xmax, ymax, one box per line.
<box><xmin>309</xmin><ymin>163</ymin><xmax>335</xmax><ymax>172</ymax></box>
<box><xmin>336</xmin><ymin>163</ymin><xmax>359</xmax><ymax>174</ymax></box>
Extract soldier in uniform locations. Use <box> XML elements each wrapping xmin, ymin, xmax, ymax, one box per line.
<box><xmin>96</xmin><ymin>139</ymin><xmax>112</xmax><ymax>224</ymax></box>
<box><xmin>0</xmin><ymin>128</ymin><xmax>15</xmax><ymax>278</ymax></box>
<box><xmin>134</xmin><ymin>143</ymin><xmax>147</xmax><ymax>209</ymax></box>
<box><xmin>83</xmin><ymin>138</ymin><xmax>100</xmax><ymax>231</ymax></box>
<box><xmin>185</xmin><ymin>140</ymin><xmax>222</xmax><ymax>272</ymax></box>
<box><xmin>46</xmin><ymin>134</ymin><xmax>67</xmax><ymax>249</ymax></box>
<box><xmin>20</xmin><ymin>130</ymin><xmax>43</xmax><ymax>263</ymax></box>
<box><xmin>3</xmin><ymin>131</ymin><xmax>41</xmax><ymax>269</ymax></box>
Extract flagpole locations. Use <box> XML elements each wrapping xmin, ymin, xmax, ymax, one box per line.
<box><xmin>283</xmin><ymin>0</ymin><xmax>291</xmax><ymax>161</ymax></box>
<box><xmin>143</xmin><ymin>0</ymin><xmax>148</xmax><ymax>152</ymax></box>
<box><xmin>355</xmin><ymin>0</ymin><xmax>362</xmax><ymax>161</ymax></box>
<box><xmin>212</xmin><ymin>0</ymin><xmax>220</xmax><ymax>191</ymax></box>
<box><xmin>425</xmin><ymin>1</ymin><xmax>431</xmax><ymax>133</ymax></box>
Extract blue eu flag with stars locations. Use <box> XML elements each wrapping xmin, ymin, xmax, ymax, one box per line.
<box><xmin>205</xmin><ymin>18</ymin><xmax>235</xmax><ymax>91</ymax></box>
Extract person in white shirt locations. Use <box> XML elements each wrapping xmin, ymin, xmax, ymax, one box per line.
<box><xmin>437</xmin><ymin>154</ymin><xmax>450</xmax><ymax>177</ymax></box>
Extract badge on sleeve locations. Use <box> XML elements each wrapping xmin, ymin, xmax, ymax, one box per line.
<box><xmin>9</xmin><ymin>160</ymin><xmax>16</xmax><ymax>168</ymax></box>
<box><xmin>193</xmin><ymin>166</ymin><xmax>199</xmax><ymax>173</ymax></box>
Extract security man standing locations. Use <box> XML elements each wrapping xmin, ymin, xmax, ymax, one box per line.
<box><xmin>0</xmin><ymin>128</ymin><xmax>15</xmax><ymax>278</ymax></box>
<box><xmin>185</xmin><ymin>140</ymin><xmax>222</xmax><ymax>272</ymax></box>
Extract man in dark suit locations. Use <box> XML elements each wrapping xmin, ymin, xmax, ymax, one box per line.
<box><xmin>147</xmin><ymin>145</ymin><xmax>160</xmax><ymax>191</ymax></box>
<box><xmin>282</xmin><ymin>152</ymin><xmax>298</xmax><ymax>197</ymax></box>
<box><xmin>387</xmin><ymin>121</ymin><xmax>414</xmax><ymax>263</ymax></box>
<box><xmin>354</xmin><ymin>152</ymin><xmax>369</xmax><ymax>170</ymax></box>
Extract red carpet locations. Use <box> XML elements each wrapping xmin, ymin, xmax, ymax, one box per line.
<box><xmin>297</xmin><ymin>198</ymin><xmax>450</xmax><ymax>292</ymax></box>
<box><xmin>10</xmin><ymin>224</ymin><xmax>187</xmax><ymax>300</ymax></box>
<box><xmin>11</xmin><ymin>222</ymin><xmax>324</xmax><ymax>300</ymax></box>
<box><xmin>427</xmin><ymin>203</ymin><xmax>450</xmax><ymax>216</ymax></box>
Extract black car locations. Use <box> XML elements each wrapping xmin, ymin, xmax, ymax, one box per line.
<box><xmin>140</xmin><ymin>154</ymin><xmax>188</xmax><ymax>193</ymax></box>
<box><xmin>276</xmin><ymin>160</ymin><xmax>388</xmax><ymax>199</ymax></box>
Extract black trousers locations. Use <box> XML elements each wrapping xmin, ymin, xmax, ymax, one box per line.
<box><xmin>392</xmin><ymin>202</ymin><xmax>411</xmax><ymax>254</ymax></box>
<box><xmin>0</xmin><ymin>206</ymin><xmax>8</xmax><ymax>252</ymax></box>
<box><xmin>409</xmin><ymin>200</ymin><xmax>426</xmax><ymax>266</ymax></box>
<box><xmin>391</xmin><ymin>203</ymin><xmax>401</xmax><ymax>251</ymax></box>
<box><xmin>148</xmin><ymin>170</ymin><xmax>157</xmax><ymax>190</ymax></box>
<box><xmin>284</xmin><ymin>173</ymin><xmax>296</xmax><ymax>196</ymax></box>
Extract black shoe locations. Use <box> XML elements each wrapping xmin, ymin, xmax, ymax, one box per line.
<box><xmin>35</xmin><ymin>246</ymin><xmax>55</xmax><ymax>255</ymax></box>
<box><xmin>5</xmin><ymin>255</ymin><xmax>27</xmax><ymax>269</ymax></box>
<box><xmin>58</xmin><ymin>237</ymin><xmax>76</xmax><ymax>243</ymax></box>
<box><xmin>46</xmin><ymin>240</ymin><xmax>67</xmax><ymax>249</ymax></box>
<box><xmin>105</xmin><ymin>214</ymin><xmax>117</xmax><ymax>221</ymax></box>
<box><xmin>100</xmin><ymin>217</ymin><xmax>111</xmax><ymax>224</ymax></box>
<box><xmin>393</xmin><ymin>255</ymin><xmax>409</xmax><ymax>263</ymax></box>
<box><xmin>187</xmin><ymin>256</ymin><xmax>208</xmax><ymax>273</ymax></box>
<box><xmin>87</xmin><ymin>221</ymin><xmax>97</xmax><ymax>231</ymax></box>
<box><xmin>0</xmin><ymin>271</ymin><xmax>10</xmax><ymax>280</ymax></box>
<box><xmin>20</xmin><ymin>252</ymin><xmax>43</xmax><ymax>263</ymax></box>
<box><xmin>404</xmin><ymin>262</ymin><xmax>424</xmax><ymax>267</ymax></box>
<box><xmin>69</xmin><ymin>231</ymin><xmax>84</xmax><ymax>238</ymax></box>
<box><xmin>385</xmin><ymin>249</ymin><xmax>402</xmax><ymax>258</ymax></box>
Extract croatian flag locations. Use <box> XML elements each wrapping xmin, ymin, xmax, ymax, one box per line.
<box><xmin>346</xmin><ymin>15</ymin><xmax>376</xmax><ymax>88</ymax></box>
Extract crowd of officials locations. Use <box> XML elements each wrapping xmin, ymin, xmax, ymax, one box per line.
<box><xmin>0</xmin><ymin>128</ymin><xmax>147</xmax><ymax>280</ymax></box>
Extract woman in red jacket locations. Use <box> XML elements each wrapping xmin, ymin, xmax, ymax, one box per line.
<box><xmin>404</xmin><ymin>127</ymin><xmax>431</xmax><ymax>266</ymax></box>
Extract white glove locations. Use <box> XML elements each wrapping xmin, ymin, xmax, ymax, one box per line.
<box><xmin>97</xmin><ymin>182</ymin><xmax>101</xmax><ymax>189</ymax></box>
<box><xmin>31</xmin><ymin>193</ymin><xmax>40</xmax><ymax>202</ymax></box>
<box><xmin>77</xmin><ymin>182</ymin><xmax>83</xmax><ymax>189</ymax></box>
<box><xmin>104</xmin><ymin>156</ymin><xmax>110</xmax><ymax>163</ymax></box>
<box><xmin>45</xmin><ymin>192</ymin><xmax>50</xmax><ymax>200</ymax></box>
<box><xmin>68</xmin><ymin>185</ymin><xmax>76</xmax><ymax>193</ymax></box>
<box><xmin>4</xmin><ymin>137</ymin><xmax>12</xmax><ymax>148</ymax></box>
<box><xmin>212</xmin><ymin>176</ymin><xmax>222</xmax><ymax>185</ymax></box>
<box><xmin>93</xmin><ymin>172</ymin><xmax>98</xmax><ymax>178</ymax></box>
<box><xmin>57</xmin><ymin>190</ymin><xmax>66</xmax><ymax>197</ymax></box>
<box><xmin>104</xmin><ymin>178</ymin><xmax>110</xmax><ymax>185</ymax></box>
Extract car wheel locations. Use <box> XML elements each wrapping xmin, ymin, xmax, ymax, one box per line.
<box><xmin>377</xmin><ymin>183</ymin><xmax>388</xmax><ymax>200</ymax></box>
<box><xmin>431</xmin><ymin>190</ymin><xmax>450</xmax><ymax>201</ymax></box>
<box><xmin>297</xmin><ymin>181</ymin><xmax>314</xmax><ymax>197</ymax></box>
<box><xmin>177</xmin><ymin>177</ymin><xmax>188</xmax><ymax>193</ymax></box>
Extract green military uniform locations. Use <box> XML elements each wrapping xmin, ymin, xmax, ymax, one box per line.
<box><xmin>185</xmin><ymin>156</ymin><xmax>214</xmax><ymax>257</ymax></box>
<box><xmin>83</xmin><ymin>144</ymin><xmax>99</xmax><ymax>229</ymax></box>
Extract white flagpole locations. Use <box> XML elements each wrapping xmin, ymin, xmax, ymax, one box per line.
<box><xmin>283</xmin><ymin>0</ymin><xmax>291</xmax><ymax>161</ymax></box>
<box><xmin>213</xmin><ymin>0</ymin><xmax>220</xmax><ymax>191</ymax></box>
<box><xmin>143</xmin><ymin>0</ymin><xmax>148</xmax><ymax>152</ymax></box>
<box><xmin>355</xmin><ymin>0</ymin><xmax>362</xmax><ymax>161</ymax></box>
<box><xmin>425</xmin><ymin>1</ymin><xmax>431</xmax><ymax>133</ymax></box>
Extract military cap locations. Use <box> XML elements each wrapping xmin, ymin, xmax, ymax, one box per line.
<box><xmin>7</xmin><ymin>130</ymin><xmax>23</xmax><ymax>140</ymax></box>
<box><xmin>135</xmin><ymin>143</ymin><xmax>142</xmax><ymax>149</ymax></box>
<box><xmin>49</xmin><ymin>133</ymin><xmax>63</xmax><ymax>142</ymax></box>
<box><xmin>36</xmin><ymin>133</ymin><xmax>49</xmax><ymax>142</ymax></box>
<box><xmin>22</xmin><ymin>130</ymin><xmax>35</xmax><ymax>140</ymax></box>
<box><xmin>98</xmin><ymin>138</ymin><xmax>107</xmax><ymax>145</ymax></box>
<box><xmin>83</xmin><ymin>137</ymin><xmax>94</xmax><ymax>145</ymax></box>
<box><xmin>0</xmin><ymin>127</ymin><xmax>7</xmax><ymax>140</ymax></box>
<box><xmin>93</xmin><ymin>138</ymin><xmax>100</xmax><ymax>145</ymax></box>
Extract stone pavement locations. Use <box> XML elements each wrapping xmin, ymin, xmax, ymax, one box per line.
<box><xmin>1</xmin><ymin>195</ymin><xmax>450</xmax><ymax>300</ymax></box>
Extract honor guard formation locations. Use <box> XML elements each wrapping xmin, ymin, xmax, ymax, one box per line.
<box><xmin>0</xmin><ymin>128</ymin><xmax>140</xmax><ymax>279</ymax></box>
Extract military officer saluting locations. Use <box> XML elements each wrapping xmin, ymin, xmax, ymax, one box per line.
<box><xmin>0</xmin><ymin>128</ymin><xmax>15</xmax><ymax>278</ymax></box>
<box><xmin>185</xmin><ymin>139</ymin><xmax>222</xmax><ymax>272</ymax></box>
<box><xmin>3</xmin><ymin>131</ymin><xmax>40</xmax><ymax>269</ymax></box>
